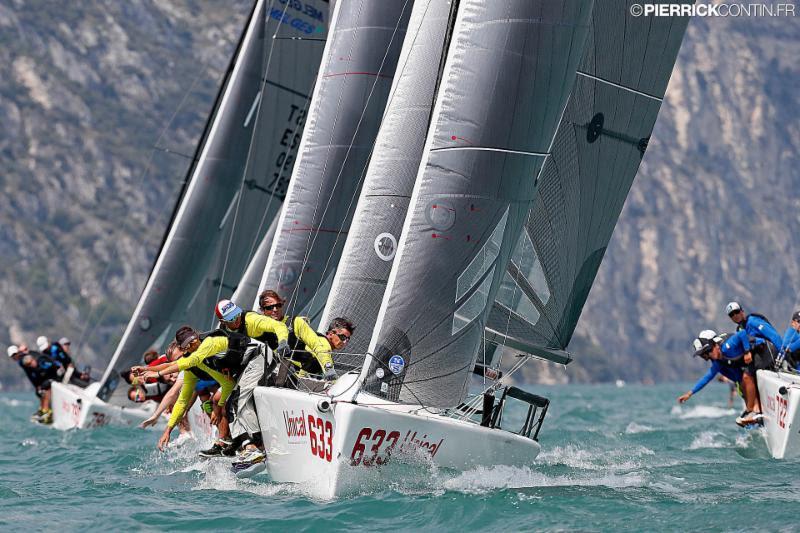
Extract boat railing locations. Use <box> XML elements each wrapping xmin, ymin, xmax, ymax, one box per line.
<box><xmin>487</xmin><ymin>386</ymin><xmax>550</xmax><ymax>441</ymax></box>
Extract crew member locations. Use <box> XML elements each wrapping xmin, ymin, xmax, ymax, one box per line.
<box><xmin>725</xmin><ymin>301</ymin><xmax>783</xmax><ymax>348</ymax></box>
<box><xmin>779</xmin><ymin>310</ymin><xmax>800</xmax><ymax>370</ymax></box>
<box><xmin>133</xmin><ymin>326</ymin><xmax>235</xmax><ymax>451</ymax></box>
<box><xmin>678</xmin><ymin>331</ymin><xmax>745</xmax><ymax>411</ymax></box>
<box><xmin>20</xmin><ymin>352</ymin><xmax>62</xmax><ymax>424</ymax></box>
<box><xmin>36</xmin><ymin>335</ymin><xmax>90</xmax><ymax>385</ymax></box>
<box><xmin>258</xmin><ymin>289</ymin><xmax>348</xmax><ymax>381</ymax></box>
<box><xmin>699</xmin><ymin>329</ymin><xmax>774</xmax><ymax>425</ymax></box>
<box><xmin>186</xmin><ymin>299</ymin><xmax>291</xmax><ymax>471</ymax></box>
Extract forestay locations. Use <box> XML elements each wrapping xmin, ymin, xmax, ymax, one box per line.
<box><xmin>319</xmin><ymin>0</ymin><xmax>454</xmax><ymax>370</ymax></box>
<box><xmin>97</xmin><ymin>0</ymin><xmax>330</xmax><ymax>402</ymax></box>
<box><xmin>486</xmin><ymin>0</ymin><xmax>691</xmax><ymax>362</ymax></box>
<box><xmin>362</xmin><ymin>0</ymin><xmax>593</xmax><ymax>408</ymax></box>
<box><xmin>257</xmin><ymin>0</ymin><xmax>413</xmax><ymax>320</ymax></box>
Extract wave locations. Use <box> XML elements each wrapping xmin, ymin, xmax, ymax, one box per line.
<box><xmin>673</xmin><ymin>405</ymin><xmax>736</xmax><ymax>419</ymax></box>
<box><xmin>688</xmin><ymin>431</ymin><xmax>727</xmax><ymax>449</ymax></box>
<box><xmin>0</xmin><ymin>397</ymin><xmax>34</xmax><ymax>408</ymax></box>
<box><xmin>625</xmin><ymin>422</ymin><xmax>654</xmax><ymax>434</ymax></box>
<box><xmin>441</xmin><ymin>465</ymin><xmax>647</xmax><ymax>494</ymax></box>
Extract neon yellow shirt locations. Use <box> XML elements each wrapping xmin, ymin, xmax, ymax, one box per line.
<box><xmin>242</xmin><ymin>312</ymin><xmax>289</xmax><ymax>341</ymax></box>
<box><xmin>292</xmin><ymin>316</ymin><xmax>334</xmax><ymax>370</ymax></box>
<box><xmin>168</xmin><ymin>336</ymin><xmax>233</xmax><ymax>428</ymax></box>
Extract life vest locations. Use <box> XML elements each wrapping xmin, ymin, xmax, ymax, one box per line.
<box><xmin>291</xmin><ymin>328</ymin><xmax>330</xmax><ymax>375</ymax></box>
<box><xmin>200</xmin><ymin>312</ymin><xmax>259</xmax><ymax>375</ymax></box>
<box><xmin>180</xmin><ymin>350</ymin><xmax>215</xmax><ymax>382</ymax></box>
<box><xmin>142</xmin><ymin>380</ymin><xmax>170</xmax><ymax>400</ymax></box>
<box><xmin>258</xmin><ymin>315</ymin><xmax>301</xmax><ymax>351</ymax></box>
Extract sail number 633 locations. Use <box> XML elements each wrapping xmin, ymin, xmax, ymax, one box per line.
<box><xmin>350</xmin><ymin>428</ymin><xmax>401</xmax><ymax>466</ymax></box>
<box><xmin>308</xmin><ymin>415</ymin><xmax>333</xmax><ymax>462</ymax></box>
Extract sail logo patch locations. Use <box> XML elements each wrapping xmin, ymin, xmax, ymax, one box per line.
<box><xmin>388</xmin><ymin>355</ymin><xmax>405</xmax><ymax>375</ymax></box>
<box><xmin>374</xmin><ymin>233</ymin><xmax>397</xmax><ymax>261</ymax></box>
<box><xmin>424</xmin><ymin>199</ymin><xmax>456</xmax><ymax>231</ymax></box>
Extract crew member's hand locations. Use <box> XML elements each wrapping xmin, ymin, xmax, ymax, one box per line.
<box><xmin>57</xmin><ymin>367</ymin><xmax>65</xmax><ymax>377</ymax></box>
<box><xmin>744</xmin><ymin>352</ymin><xmax>753</xmax><ymax>364</ymax></box>
<box><xmin>142</xmin><ymin>370</ymin><xmax>158</xmax><ymax>381</ymax></box>
<box><xmin>276</xmin><ymin>341</ymin><xmax>291</xmax><ymax>359</ymax></box>
<box><xmin>323</xmin><ymin>365</ymin><xmax>337</xmax><ymax>381</ymax></box>
<box><xmin>678</xmin><ymin>391</ymin><xmax>692</xmax><ymax>403</ymax></box>
<box><xmin>157</xmin><ymin>427</ymin><xmax>172</xmax><ymax>451</ymax></box>
<box><xmin>210</xmin><ymin>404</ymin><xmax>223</xmax><ymax>425</ymax></box>
<box><xmin>140</xmin><ymin>416</ymin><xmax>158</xmax><ymax>429</ymax></box>
<box><xmin>131</xmin><ymin>366</ymin><xmax>146</xmax><ymax>375</ymax></box>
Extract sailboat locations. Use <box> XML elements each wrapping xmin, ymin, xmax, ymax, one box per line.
<box><xmin>251</xmin><ymin>0</ymin><xmax>690</xmax><ymax>498</ymax></box>
<box><xmin>51</xmin><ymin>0</ymin><xmax>332</xmax><ymax>430</ymax></box>
<box><xmin>756</xmin><ymin>369</ymin><xmax>800</xmax><ymax>458</ymax></box>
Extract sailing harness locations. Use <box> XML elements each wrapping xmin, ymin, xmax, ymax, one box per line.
<box><xmin>199</xmin><ymin>312</ymin><xmax>273</xmax><ymax>379</ymax></box>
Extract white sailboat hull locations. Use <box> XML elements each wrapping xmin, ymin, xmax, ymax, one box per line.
<box><xmin>253</xmin><ymin>384</ymin><xmax>541</xmax><ymax>499</ymax></box>
<box><xmin>757</xmin><ymin>370</ymin><xmax>800</xmax><ymax>459</ymax></box>
<box><xmin>51</xmin><ymin>381</ymin><xmax>155</xmax><ymax>430</ymax></box>
<box><xmin>51</xmin><ymin>381</ymin><xmax>214</xmax><ymax>441</ymax></box>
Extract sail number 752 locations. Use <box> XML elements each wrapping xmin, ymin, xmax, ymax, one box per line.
<box><xmin>308</xmin><ymin>415</ymin><xmax>333</xmax><ymax>462</ymax></box>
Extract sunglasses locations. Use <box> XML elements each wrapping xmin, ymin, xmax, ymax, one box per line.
<box><xmin>180</xmin><ymin>335</ymin><xmax>199</xmax><ymax>350</ymax></box>
<box><xmin>335</xmin><ymin>332</ymin><xmax>351</xmax><ymax>343</ymax></box>
<box><xmin>261</xmin><ymin>302</ymin><xmax>283</xmax><ymax>311</ymax></box>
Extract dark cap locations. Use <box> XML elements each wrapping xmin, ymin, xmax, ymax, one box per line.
<box><xmin>175</xmin><ymin>326</ymin><xmax>200</xmax><ymax>350</ymax></box>
<box><xmin>793</xmin><ymin>310</ymin><xmax>800</xmax><ymax>322</ymax></box>
<box><xmin>692</xmin><ymin>337</ymin><xmax>714</xmax><ymax>357</ymax></box>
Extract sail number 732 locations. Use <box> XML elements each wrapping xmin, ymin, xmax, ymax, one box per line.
<box><xmin>307</xmin><ymin>415</ymin><xmax>333</xmax><ymax>462</ymax></box>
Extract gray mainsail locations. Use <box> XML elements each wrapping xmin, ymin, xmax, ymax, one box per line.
<box><xmin>319</xmin><ymin>0</ymin><xmax>453</xmax><ymax>370</ymax></box>
<box><xmin>231</xmin><ymin>215</ymin><xmax>280</xmax><ymax>309</ymax></box>
<box><xmin>361</xmin><ymin>0</ymin><xmax>593</xmax><ymax>407</ymax></box>
<box><xmin>97</xmin><ymin>0</ymin><xmax>330</xmax><ymax>401</ymax></box>
<box><xmin>485</xmin><ymin>0</ymin><xmax>691</xmax><ymax>363</ymax></box>
<box><xmin>257</xmin><ymin>0</ymin><xmax>412</xmax><ymax>318</ymax></box>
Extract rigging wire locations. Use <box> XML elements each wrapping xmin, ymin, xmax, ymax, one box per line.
<box><xmin>274</xmin><ymin>0</ymin><xmax>414</xmax><ymax>317</ymax></box>
<box><xmin>75</xmin><ymin>69</ymin><xmax>206</xmax><ymax>358</ymax></box>
<box><xmin>212</xmin><ymin>0</ymin><xmax>299</xmax><ymax>322</ymax></box>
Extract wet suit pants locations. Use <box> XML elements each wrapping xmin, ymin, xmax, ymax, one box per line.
<box><xmin>229</xmin><ymin>353</ymin><xmax>265</xmax><ymax>442</ymax></box>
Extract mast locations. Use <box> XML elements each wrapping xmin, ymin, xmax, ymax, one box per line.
<box><xmin>256</xmin><ymin>0</ymin><xmax>413</xmax><ymax>319</ymax></box>
<box><xmin>360</xmin><ymin>0</ymin><xmax>593</xmax><ymax>407</ymax></box>
<box><xmin>97</xmin><ymin>0</ymin><xmax>330</xmax><ymax>401</ymax></box>
<box><xmin>485</xmin><ymin>0</ymin><xmax>692</xmax><ymax>363</ymax></box>
<box><xmin>319</xmin><ymin>0</ymin><xmax>455</xmax><ymax>370</ymax></box>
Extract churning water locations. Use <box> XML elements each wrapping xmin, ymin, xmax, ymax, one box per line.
<box><xmin>1</xmin><ymin>383</ymin><xmax>797</xmax><ymax>531</ymax></box>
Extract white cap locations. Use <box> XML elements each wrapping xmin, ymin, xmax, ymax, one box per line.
<box><xmin>58</xmin><ymin>337</ymin><xmax>70</xmax><ymax>345</ymax></box>
<box><xmin>698</xmin><ymin>329</ymin><xmax>717</xmax><ymax>341</ymax></box>
<box><xmin>725</xmin><ymin>301</ymin><xmax>742</xmax><ymax>315</ymax></box>
<box><xmin>36</xmin><ymin>336</ymin><xmax>49</xmax><ymax>352</ymax></box>
<box><xmin>7</xmin><ymin>345</ymin><xmax>18</xmax><ymax>358</ymax></box>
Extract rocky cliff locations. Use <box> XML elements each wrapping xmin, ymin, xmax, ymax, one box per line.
<box><xmin>1</xmin><ymin>2</ymin><xmax>799</xmax><ymax>388</ymax></box>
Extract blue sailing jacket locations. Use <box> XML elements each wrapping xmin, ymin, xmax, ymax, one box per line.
<box><xmin>781</xmin><ymin>327</ymin><xmax>800</xmax><ymax>354</ymax></box>
<box><xmin>45</xmin><ymin>343</ymin><xmax>72</xmax><ymax>369</ymax></box>
<box><xmin>720</xmin><ymin>330</ymin><xmax>765</xmax><ymax>360</ymax></box>
<box><xmin>742</xmin><ymin>314</ymin><xmax>782</xmax><ymax>349</ymax></box>
<box><xmin>691</xmin><ymin>360</ymin><xmax>743</xmax><ymax>394</ymax></box>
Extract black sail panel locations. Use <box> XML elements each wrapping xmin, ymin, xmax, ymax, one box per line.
<box><xmin>487</xmin><ymin>0</ymin><xmax>691</xmax><ymax>359</ymax></box>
